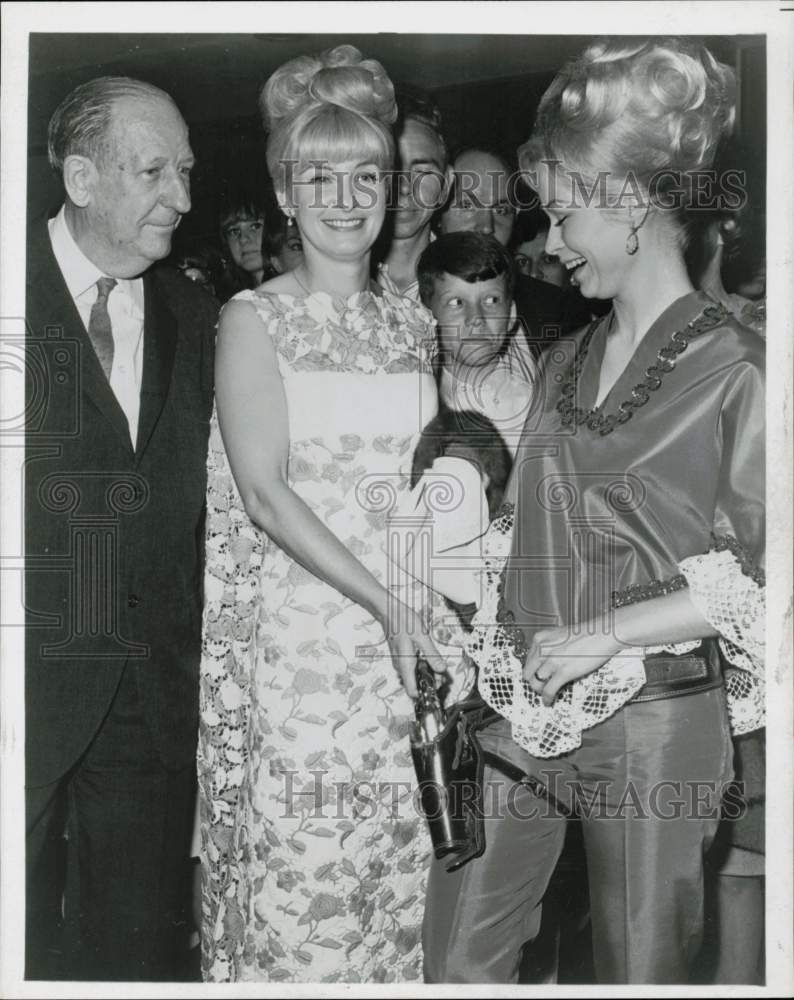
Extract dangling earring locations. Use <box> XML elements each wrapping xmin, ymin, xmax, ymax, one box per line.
<box><xmin>625</xmin><ymin>202</ymin><xmax>650</xmax><ymax>256</ymax></box>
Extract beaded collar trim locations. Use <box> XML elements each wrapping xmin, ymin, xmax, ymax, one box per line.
<box><xmin>611</xmin><ymin>574</ymin><xmax>688</xmax><ymax>609</ymax></box>
<box><xmin>556</xmin><ymin>302</ymin><xmax>731</xmax><ymax>436</ymax></box>
<box><xmin>712</xmin><ymin>533</ymin><xmax>765</xmax><ymax>587</ymax></box>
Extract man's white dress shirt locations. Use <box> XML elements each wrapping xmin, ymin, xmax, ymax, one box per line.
<box><xmin>49</xmin><ymin>207</ymin><xmax>145</xmax><ymax>446</ymax></box>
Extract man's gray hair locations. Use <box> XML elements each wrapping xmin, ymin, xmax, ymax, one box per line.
<box><xmin>47</xmin><ymin>75</ymin><xmax>175</xmax><ymax>174</ymax></box>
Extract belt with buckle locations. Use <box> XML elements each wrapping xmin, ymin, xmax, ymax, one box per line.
<box><xmin>631</xmin><ymin>639</ymin><xmax>722</xmax><ymax>703</ymax></box>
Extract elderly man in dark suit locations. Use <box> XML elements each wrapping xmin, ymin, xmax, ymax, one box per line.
<box><xmin>25</xmin><ymin>76</ymin><xmax>216</xmax><ymax>981</ymax></box>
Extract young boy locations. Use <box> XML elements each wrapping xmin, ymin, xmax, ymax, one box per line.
<box><xmin>389</xmin><ymin>234</ymin><xmax>530</xmax><ymax>621</ymax></box>
<box><xmin>417</xmin><ymin>231</ymin><xmax>537</xmax><ymax>457</ymax></box>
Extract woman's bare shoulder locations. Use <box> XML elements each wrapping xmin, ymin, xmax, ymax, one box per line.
<box><xmin>218</xmin><ymin>292</ymin><xmax>283</xmax><ymax>348</ymax></box>
<box><xmin>257</xmin><ymin>272</ymin><xmax>299</xmax><ymax>296</ymax></box>
<box><xmin>220</xmin><ymin>279</ymin><xmax>294</xmax><ymax>329</ymax></box>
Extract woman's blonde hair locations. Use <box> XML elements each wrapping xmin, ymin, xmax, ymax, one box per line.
<box><xmin>260</xmin><ymin>44</ymin><xmax>397</xmax><ymax>200</ymax></box>
<box><xmin>519</xmin><ymin>37</ymin><xmax>736</xmax><ymax>232</ymax></box>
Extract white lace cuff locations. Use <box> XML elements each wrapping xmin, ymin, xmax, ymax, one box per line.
<box><xmin>678</xmin><ymin>541</ymin><xmax>765</xmax><ymax>734</ymax></box>
<box><xmin>466</xmin><ymin>507</ymin><xmax>648</xmax><ymax>758</ymax></box>
<box><xmin>467</xmin><ymin>513</ymin><xmax>767</xmax><ymax>757</ymax></box>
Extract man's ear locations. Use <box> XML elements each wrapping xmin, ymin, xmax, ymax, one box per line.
<box><xmin>62</xmin><ymin>155</ymin><xmax>97</xmax><ymax>208</ymax></box>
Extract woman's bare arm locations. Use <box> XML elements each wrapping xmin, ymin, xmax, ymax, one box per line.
<box><xmin>215</xmin><ymin>298</ymin><xmax>445</xmax><ymax>694</ymax></box>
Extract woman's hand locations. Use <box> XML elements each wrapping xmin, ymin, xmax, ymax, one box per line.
<box><xmin>524</xmin><ymin>624</ymin><xmax>621</xmax><ymax>707</ymax></box>
<box><xmin>523</xmin><ymin>591</ymin><xmax>720</xmax><ymax>707</ymax></box>
<box><xmin>384</xmin><ymin>604</ymin><xmax>447</xmax><ymax>698</ymax></box>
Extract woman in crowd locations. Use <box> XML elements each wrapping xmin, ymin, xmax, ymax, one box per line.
<box><xmin>265</xmin><ymin>213</ymin><xmax>304</xmax><ymax>276</ymax></box>
<box><xmin>511</xmin><ymin>205</ymin><xmax>568</xmax><ymax>287</ymax></box>
<box><xmin>686</xmin><ymin>140</ymin><xmax>766</xmax><ymax>338</ymax></box>
<box><xmin>215</xmin><ymin>191</ymin><xmax>272</xmax><ymax>302</ymax></box>
<box><xmin>423</xmin><ymin>36</ymin><xmax>765</xmax><ymax>984</ymax></box>
<box><xmin>197</xmin><ymin>44</ymin><xmax>469</xmax><ymax>983</ymax></box>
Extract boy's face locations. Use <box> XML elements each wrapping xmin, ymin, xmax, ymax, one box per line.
<box><xmin>429</xmin><ymin>272</ymin><xmax>512</xmax><ymax>368</ymax></box>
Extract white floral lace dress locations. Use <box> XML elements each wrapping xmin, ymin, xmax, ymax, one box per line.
<box><xmin>197</xmin><ymin>288</ymin><xmax>472</xmax><ymax>983</ymax></box>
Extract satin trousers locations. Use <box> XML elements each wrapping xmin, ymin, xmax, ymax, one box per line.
<box><xmin>423</xmin><ymin>687</ymin><xmax>733</xmax><ymax>984</ymax></box>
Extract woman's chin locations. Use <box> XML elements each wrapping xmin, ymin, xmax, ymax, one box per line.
<box><xmin>572</xmin><ymin>269</ymin><xmax>607</xmax><ymax>301</ymax></box>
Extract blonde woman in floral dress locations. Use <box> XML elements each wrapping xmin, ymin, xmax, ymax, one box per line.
<box><xmin>197</xmin><ymin>46</ymin><xmax>471</xmax><ymax>983</ymax></box>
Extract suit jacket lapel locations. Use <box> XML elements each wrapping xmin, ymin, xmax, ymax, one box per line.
<box><xmin>27</xmin><ymin>218</ymin><xmax>132</xmax><ymax>449</ymax></box>
<box><xmin>135</xmin><ymin>269</ymin><xmax>177</xmax><ymax>462</ymax></box>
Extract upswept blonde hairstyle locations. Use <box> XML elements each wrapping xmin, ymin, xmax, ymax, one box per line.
<box><xmin>260</xmin><ymin>44</ymin><xmax>397</xmax><ymax>200</ymax></box>
<box><xmin>519</xmin><ymin>37</ymin><xmax>736</xmax><ymax>233</ymax></box>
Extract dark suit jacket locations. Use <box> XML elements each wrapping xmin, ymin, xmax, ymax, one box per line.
<box><xmin>25</xmin><ymin>216</ymin><xmax>216</xmax><ymax>788</ymax></box>
<box><xmin>513</xmin><ymin>272</ymin><xmax>593</xmax><ymax>351</ymax></box>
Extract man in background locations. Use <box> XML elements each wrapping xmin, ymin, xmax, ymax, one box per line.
<box><xmin>377</xmin><ymin>90</ymin><xmax>452</xmax><ymax>300</ymax></box>
<box><xmin>441</xmin><ymin>146</ymin><xmax>591</xmax><ymax>347</ymax></box>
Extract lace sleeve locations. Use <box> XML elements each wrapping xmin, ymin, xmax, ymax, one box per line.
<box><xmin>678</xmin><ymin>537</ymin><xmax>765</xmax><ymax>734</ymax></box>
<box><xmin>466</xmin><ymin>505</ymin><xmax>648</xmax><ymax>758</ymax></box>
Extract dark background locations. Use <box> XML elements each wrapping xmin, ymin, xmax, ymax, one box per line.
<box><xmin>27</xmin><ymin>33</ymin><xmax>767</xmax><ymax>248</ymax></box>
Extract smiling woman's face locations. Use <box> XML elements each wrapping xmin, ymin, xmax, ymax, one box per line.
<box><xmin>535</xmin><ymin>161</ymin><xmax>633</xmax><ymax>301</ymax></box>
<box><xmin>288</xmin><ymin>157</ymin><xmax>387</xmax><ymax>264</ymax></box>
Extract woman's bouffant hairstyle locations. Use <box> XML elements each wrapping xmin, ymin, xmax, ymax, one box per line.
<box><xmin>259</xmin><ymin>44</ymin><xmax>397</xmax><ymax>198</ymax></box>
<box><xmin>519</xmin><ymin>37</ymin><xmax>736</xmax><ymax>230</ymax></box>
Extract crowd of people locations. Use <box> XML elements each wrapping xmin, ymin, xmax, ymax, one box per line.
<box><xmin>25</xmin><ymin>35</ymin><xmax>766</xmax><ymax>987</ymax></box>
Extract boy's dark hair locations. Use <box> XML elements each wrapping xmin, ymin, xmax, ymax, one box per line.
<box><xmin>411</xmin><ymin>408</ymin><xmax>512</xmax><ymax>522</ymax></box>
<box><xmin>417</xmin><ymin>231</ymin><xmax>515</xmax><ymax>308</ymax></box>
